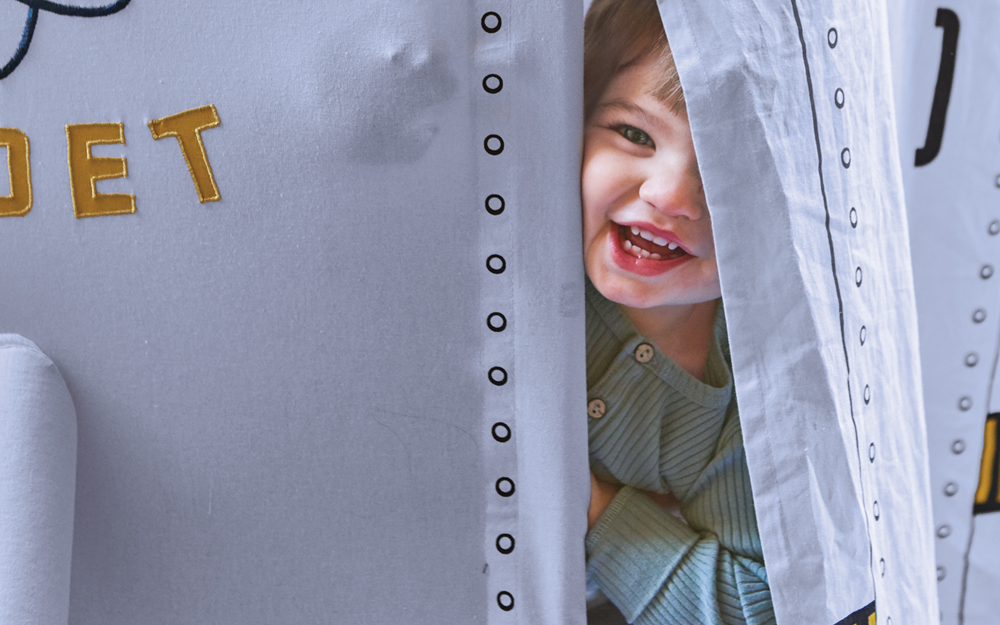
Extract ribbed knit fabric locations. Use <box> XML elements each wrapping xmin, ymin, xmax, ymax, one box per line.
<box><xmin>585</xmin><ymin>280</ymin><xmax>775</xmax><ymax>625</ymax></box>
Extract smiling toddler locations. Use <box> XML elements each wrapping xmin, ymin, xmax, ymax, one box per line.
<box><xmin>582</xmin><ymin>1</ymin><xmax>775</xmax><ymax>623</ymax></box>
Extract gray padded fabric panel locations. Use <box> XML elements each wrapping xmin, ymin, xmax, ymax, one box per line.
<box><xmin>0</xmin><ymin>2</ymin><xmax>587</xmax><ymax>623</ymax></box>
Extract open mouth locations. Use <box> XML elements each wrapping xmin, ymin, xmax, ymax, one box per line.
<box><xmin>617</xmin><ymin>224</ymin><xmax>688</xmax><ymax>261</ymax></box>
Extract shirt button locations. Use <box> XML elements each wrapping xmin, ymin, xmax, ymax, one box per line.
<box><xmin>635</xmin><ymin>343</ymin><xmax>654</xmax><ymax>363</ymax></box>
<box><xmin>588</xmin><ymin>398</ymin><xmax>606</xmax><ymax>419</ymax></box>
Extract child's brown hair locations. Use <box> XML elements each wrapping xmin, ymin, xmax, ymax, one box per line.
<box><xmin>584</xmin><ymin>0</ymin><xmax>686</xmax><ymax>120</ymax></box>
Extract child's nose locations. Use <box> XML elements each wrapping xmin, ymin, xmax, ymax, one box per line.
<box><xmin>637</xmin><ymin>166</ymin><xmax>703</xmax><ymax>220</ymax></box>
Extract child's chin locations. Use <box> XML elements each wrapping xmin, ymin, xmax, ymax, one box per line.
<box><xmin>591</xmin><ymin>274</ymin><xmax>658</xmax><ymax>308</ymax></box>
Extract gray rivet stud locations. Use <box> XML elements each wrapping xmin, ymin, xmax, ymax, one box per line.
<box><xmin>944</xmin><ymin>482</ymin><xmax>958</xmax><ymax>496</ymax></box>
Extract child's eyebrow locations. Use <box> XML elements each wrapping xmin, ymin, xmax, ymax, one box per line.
<box><xmin>596</xmin><ymin>100</ymin><xmax>665</xmax><ymax>131</ymax></box>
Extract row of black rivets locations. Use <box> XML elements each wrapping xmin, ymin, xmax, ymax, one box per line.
<box><xmin>483</xmin><ymin>11</ymin><xmax>514</xmax><ymax>614</ymax></box>
<box><xmin>831</xmin><ymin>30</ymin><xmax>885</xmax><ymax>605</ymax></box>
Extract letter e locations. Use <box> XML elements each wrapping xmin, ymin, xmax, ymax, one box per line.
<box><xmin>66</xmin><ymin>123</ymin><xmax>136</xmax><ymax>219</ymax></box>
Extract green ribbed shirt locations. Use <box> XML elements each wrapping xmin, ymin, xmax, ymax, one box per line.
<box><xmin>585</xmin><ymin>281</ymin><xmax>775</xmax><ymax>625</ymax></box>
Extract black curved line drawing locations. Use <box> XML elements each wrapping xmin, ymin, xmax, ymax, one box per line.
<box><xmin>914</xmin><ymin>8</ymin><xmax>959</xmax><ymax>167</ymax></box>
<box><xmin>1</xmin><ymin>0</ymin><xmax>131</xmax><ymax>80</ymax></box>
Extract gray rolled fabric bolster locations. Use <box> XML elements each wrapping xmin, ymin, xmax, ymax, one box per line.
<box><xmin>0</xmin><ymin>335</ymin><xmax>77</xmax><ymax>625</ymax></box>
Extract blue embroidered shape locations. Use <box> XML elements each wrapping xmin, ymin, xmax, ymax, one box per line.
<box><xmin>1</xmin><ymin>0</ymin><xmax>131</xmax><ymax>80</ymax></box>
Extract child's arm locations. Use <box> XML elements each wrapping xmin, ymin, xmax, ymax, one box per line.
<box><xmin>587</xmin><ymin>422</ymin><xmax>774</xmax><ymax>624</ymax></box>
<box><xmin>587</xmin><ymin>486</ymin><xmax>773</xmax><ymax>625</ymax></box>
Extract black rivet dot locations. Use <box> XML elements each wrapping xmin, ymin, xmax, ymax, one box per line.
<box><xmin>495</xmin><ymin>477</ymin><xmax>515</xmax><ymax>497</ymax></box>
<box><xmin>873</xmin><ymin>500</ymin><xmax>880</xmax><ymax>520</ymax></box>
<box><xmin>487</xmin><ymin>312</ymin><xmax>507</xmax><ymax>332</ymax></box>
<box><xmin>855</xmin><ymin>267</ymin><xmax>862</xmax><ymax>287</ymax></box>
<box><xmin>481</xmin><ymin>11</ymin><xmax>501</xmax><ymax>33</ymax></box>
<box><xmin>841</xmin><ymin>148</ymin><xmax>851</xmax><ymax>168</ymax></box>
<box><xmin>952</xmin><ymin>439</ymin><xmax>966</xmax><ymax>454</ymax></box>
<box><xmin>937</xmin><ymin>566</ymin><xmax>946</xmax><ymax>581</ymax></box>
<box><xmin>496</xmin><ymin>533</ymin><xmax>515</xmax><ymax>554</ymax></box>
<box><xmin>834</xmin><ymin>88</ymin><xmax>845</xmax><ymax>108</ymax></box>
<box><xmin>864</xmin><ymin>385</ymin><xmax>871</xmax><ymax>404</ymax></box>
<box><xmin>492</xmin><ymin>422</ymin><xmax>511</xmax><ymax>443</ymax></box>
<box><xmin>860</xmin><ymin>325</ymin><xmax>867</xmax><ymax>345</ymax></box>
<box><xmin>850</xmin><ymin>207</ymin><xmax>858</xmax><ymax>228</ymax></box>
<box><xmin>485</xmin><ymin>194</ymin><xmax>505</xmax><ymax>215</ymax></box>
<box><xmin>995</xmin><ymin>174</ymin><xmax>1000</xmax><ymax>189</ymax></box>
<box><xmin>486</xmin><ymin>254</ymin><xmax>506</xmax><ymax>274</ymax></box>
<box><xmin>966</xmin><ymin>352</ymin><xmax>979</xmax><ymax>367</ymax></box>
<box><xmin>483</xmin><ymin>74</ymin><xmax>503</xmax><ymax>94</ymax></box>
<box><xmin>869</xmin><ymin>443</ymin><xmax>876</xmax><ymax>462</ymax></box>
<box><xmin>880</xmin><ymin>558</ymin><xmax>886</xmax><ymax>577</ymax></box>
<box><xmin>959</xmin><ymin>396</ymin><xmax>972</xmax><ymax>411</ymax></box>
<box><xmin>484</xmin><ymin>134</ymin><xmax>504</xmax><ymax>155</ymax></box>
<box><xmin>944</xmin><ymin>482</ymin><xmax>958</xmax><ymax>496</ymax></box>
<box><xmin>937</xmin><ymin>524</ymin><xmax>952</xmax><ymax>538</ymax></box>
<box><xmin>973</xmin><ymin>309</ymin><xmax>987</xmax><ymax>323</ymax></box>
<box><xmin>497</xmin><ymin>591</ymin><xmax>514</xmax><ymax>611</ymax></box>
<box><xmin>828</xmin><ymin>28</ymin><xmax>838</xmax><ymax>48</ymax></box>
<box><xmin>488</xmin><ymin>366</ymin><xmax>508</xmax><ymax>386</ymax></box>
<box><xmin>982</xmin><ymin>265</ymin><xmax>994</xmax><ymax>279</ymax></box>
<box><xmin>990</xmin><ymin>220</ymin><xmax>1000</xmax><ymax>235</ymax></box>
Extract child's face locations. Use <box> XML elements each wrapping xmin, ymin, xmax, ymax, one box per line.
<box><xmin>582</xmin><ymin>57</ymin><xmax>721</xmax><ymax>310</ymax></box>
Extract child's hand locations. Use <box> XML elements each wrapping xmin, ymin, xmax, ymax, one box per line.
<box><xmin>644</xmin><ymin>490</ymin><xmax>685</xmax><ymax>522</ymax></box>
<box><xmin>589</xmin><ymin>473</ymin><xmax>622</xmax><ymax>530</ymax></box>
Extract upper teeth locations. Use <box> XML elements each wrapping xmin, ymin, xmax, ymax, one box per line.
<box><xmin>630</xmin><ymin>226</ymin><xmax>676</xmax><ymax>250</ymax></box>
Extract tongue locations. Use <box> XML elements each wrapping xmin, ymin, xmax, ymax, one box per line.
<box><xmin>620</xmin><ymin>225</ymin><xmax>687</xmax><ymax>260</ymax></box>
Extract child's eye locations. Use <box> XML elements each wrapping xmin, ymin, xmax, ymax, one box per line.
<box><xmin>614</xmin><ymin>125</ymin><xmax>654</xmax><ymax>148</ymax></box>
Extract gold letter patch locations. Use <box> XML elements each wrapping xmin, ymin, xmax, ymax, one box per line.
<box><xmin>148</xmin><ymin>104</ymin><xmax>221</xmax><ymax>203</ymax></box>
<box><xmin>66</xmin><ymin>122</ymin><xmax>136</xmax><ymax>219</ymax></box>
